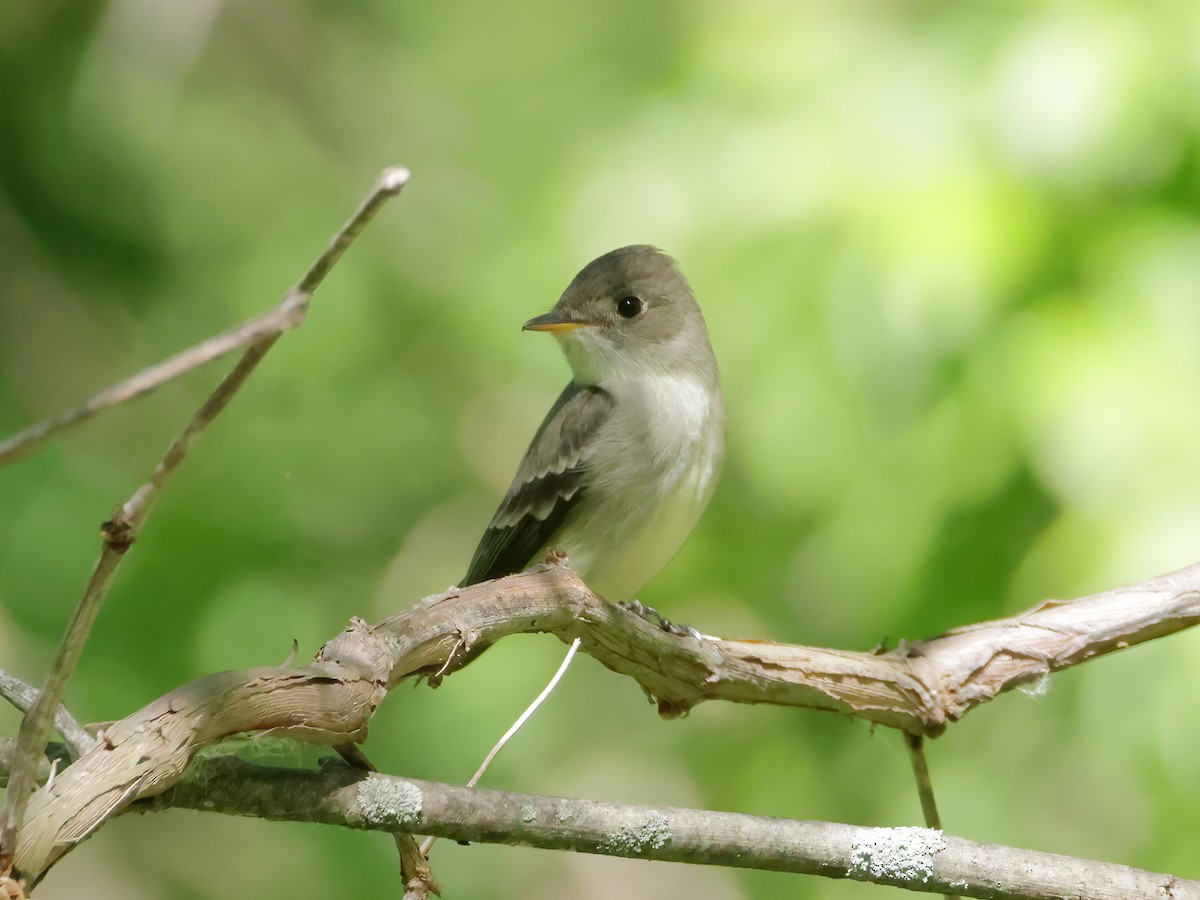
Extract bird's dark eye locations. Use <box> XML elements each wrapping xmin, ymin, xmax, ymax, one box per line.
<box><xmin>616</xmin><ymin>296</ymin><xmax>643</xmax><ymax>318</ymax></box>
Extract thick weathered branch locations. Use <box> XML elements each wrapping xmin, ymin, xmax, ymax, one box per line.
<box><xmin>358</xmin><ymin>559</ymin><xmax>1198</xmax><ymax>733</ymax></box>
<box><xmin>139</xmin><ymin>756</ymin><xmax>1195</xmax><ymax>900</ymax></box>
<box><xmin>12</xmin><ymin>559</ymin><xmax>1200</xmax><ymax>884</ymax></box>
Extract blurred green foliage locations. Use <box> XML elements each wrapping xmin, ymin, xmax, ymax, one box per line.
<box><xmin>2</xmin><ymin>1</ymin><xmax>1200</xmax><ymax>897</ymax></box>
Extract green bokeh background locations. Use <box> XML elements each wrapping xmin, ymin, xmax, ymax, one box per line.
<box><xmin>3</xmin><ymin>1</ymin><xmax>1200</xmax><ymax>897</ymax></box>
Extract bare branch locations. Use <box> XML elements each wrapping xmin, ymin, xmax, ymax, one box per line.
<box><xmin>0</xmin><ymin>165</ymin><xmax>412</xmax><ymax>468</ymax></box>
<box><xmin>903</xmin><ymin>734</ymin><xmax>942</xmax><ymax>831</ymax></box>
<box><xmin>0</xmin><ymin>306</ymin><xmax>297</xmax><ymax>467</ymax></box>
<box><xmin>0</xmin><ymin>166</ymin><xmax>411</xmax><ymax>867</ymax></box>
<box><xmin>142</xmin><ymin>757</ymin><xmax>1198</xmax><ymax>900</ymax></box>
<box><xmin>903</xmin><ymin>734</ymin><xmax>957</xmax><ymax>900</ymax></box>
<box><xmin>11</xmin><ymin>559</ymin><xmax>1199</xmax><ymax>883</ymax></box>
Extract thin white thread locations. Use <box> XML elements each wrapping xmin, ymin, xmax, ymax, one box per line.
<box><xmin>420</xmin><ymin>638</ymin><xmax>582</xmax><ymax>856</ymax></box>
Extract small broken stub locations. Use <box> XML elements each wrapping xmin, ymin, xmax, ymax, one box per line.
<box><xmin>100</xmin><ymin>511</ymin><xmax>136</xmax><ymax>553</ymax></box>
<box><xmin>425</xmin><ymin>630</ymin><xmax>488</xmax><ymax>687</ymax></box>
<box><xmin>656</xmin><ymin>697</ymin><xmax>692</xmax><ymax>720</ymax></box>
<box><xmin>542</xmin><ymin>548</ymin><xmax>570</xmax><ymax>568</ymax></box>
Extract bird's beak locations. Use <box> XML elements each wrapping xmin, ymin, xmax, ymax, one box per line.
<box><xmin>523</xmin><ymin>310</ymin><xmax>585</xmax><ymax>333</ymax></box>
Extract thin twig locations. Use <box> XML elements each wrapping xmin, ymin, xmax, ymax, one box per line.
<box><xmin>0</xmin><ymin>546</ymin><xmax>125</xmax><ymax>869</ymax></box>
<box><xmin>335</xmin><ymin>744</ymin><xmax>441</xmax><ymax>897</ymax></box>
<box><xmin>0</xmin><ymin>166</ymin><xmax>411</xmax><ymax>869</ymax></box>
<box><xmin>903</xmin><ymin>733</ymin><xmax>942</xmax><ymax>830</ymax></box>
<box><xmin>0</xmin><ymin>166</ymin><xmax>411</xmax><ymax>468</ymax></box>
<box><xmin>420</xmin><ymin>637</ymin><xmax>582</xmax><ymax>857</ymax></box>
<box><xmin>0</xmin><ymin>670</ymin><xmax>94</xmax><ymax>761</ymax></box>
<box><xmin>904</xmin><ymin>733</ymin><xmax>958</xmax><ymax>900</ymax></box>
<box><xmin>0</xmin><ymin>308</ymin><xmax>295</xmax><ymax>467</ymax></box>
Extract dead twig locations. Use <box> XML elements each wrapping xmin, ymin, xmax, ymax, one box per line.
<box><xmin>0</xmin><ymin>166</ymin><xmax>411</xmax><ymax>868</ymax></box>
<box><xmin>0</xmin><ymin>306</ymin><xmax>297</xmax><ymax>467</ymax></box>
<box><xmin>903</xmin><ymin>733</ymin><xmax>958</xmax><ymax>900</ymax></box>
<box><xmin>0</xmin><ymin>670</ymin><xmax>94</xmax><ymax>761</ymax></box>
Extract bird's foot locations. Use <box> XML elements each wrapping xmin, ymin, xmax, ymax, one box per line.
<box><xmin>619</xmin><ymin>599</ymin><xmax>703</xmax><ymax>640</ymax></box>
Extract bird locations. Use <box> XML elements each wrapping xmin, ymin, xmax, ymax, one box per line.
<box><xmin>461</xmin><ymin>245</ymin><xmax>724</xmax><ymax>610</ymax></box>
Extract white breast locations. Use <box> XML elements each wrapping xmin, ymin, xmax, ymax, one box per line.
<box><xmin>547</xmin><ymin>374</ymin><xmax>725</xmax><ymax>602</ymax></box>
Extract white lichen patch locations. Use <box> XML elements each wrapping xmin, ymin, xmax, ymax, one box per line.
<box><xmin>520</xmin><ymin>805</ymin><xmax>537</xmax><ymax>823</ymax></box>
<box><xmin>601</xmin><ymin>811</ymin><xmax>672</xmax><ymax>855</ymax></box>
<box><xmin>352</xmin><ymin>777</ymin><xmax>423</xmax><ymax>829</ymax></box>
<box><xmin>848</xmin><ymin>826</ymin><xmax>946</xmax><ymax>883</ymax></box>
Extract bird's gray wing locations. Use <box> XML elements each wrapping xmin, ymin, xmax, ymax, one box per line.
<box><xmin>462</xmin><ymin>382</ymin><xmax>615</xmax><ymax>586</ymax></box>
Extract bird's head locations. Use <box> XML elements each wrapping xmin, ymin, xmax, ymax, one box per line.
<box><xmin>523</xmin><ymin>245</ymin><xmax>717</xmax><ymax>386</ymax></box>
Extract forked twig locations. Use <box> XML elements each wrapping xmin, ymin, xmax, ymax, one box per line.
<box><xmin>0</xmin><ymin>167</ymin><xmax>411</xmax><ymax>468</ymax></box>
<box><xmin>0</xmin><ymin>166</ymin><xmax>411</xmax><ymax>868</ymax></box>
<box><xmin>0</xmin><ymin>670</ymin><xmax>94</xmax><ymax>761</ymax></box>
<box><xmin>0</xmin><ymin>308</ymin><xmax>295</xmax><ymax>467</ymax></box>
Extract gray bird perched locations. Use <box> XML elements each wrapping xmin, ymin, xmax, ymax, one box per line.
<box><xmin>462</xmin><ymin>245</ymin><xmax>725</xmax><ymax>606</ymax></box>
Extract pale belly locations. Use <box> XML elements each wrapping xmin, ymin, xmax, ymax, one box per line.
<box><xmin>541</xmin><ymin>375</ymin><xmax>724</xmax><ymax>602</ymax></box>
